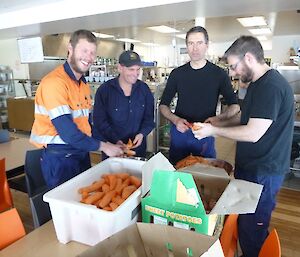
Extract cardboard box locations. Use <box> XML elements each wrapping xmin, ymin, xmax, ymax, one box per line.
<box><xmin>141</xmin><ymin>154</ymin><xmax>263</xmax><ymax>236</ymax></box>
<box><xmin>77</xmin><ymin>222</ymin><xmax>225</xmax><ymax>257</ymax></box>
<box><xmin>7</xmin><ymin>97</ymin><xmax>34</xmax><ymax>132</ymax></box>
<box><xmin>43</xmin><ymin>157</ymin><xmax>146</xmax><ymax>246</ymax></box>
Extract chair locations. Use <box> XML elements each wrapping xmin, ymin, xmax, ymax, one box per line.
<box><xmin>0</xmin><ymin>208</ymin><xmax>26</xmax><ymax>250</ymax></box>
<box><xmin>220</xmin><ymin>214</ymin><xmax>238</xmax><ymax>257</ymax></box>
<box><xmin>24</xmin><ymin>149</ymin><xmax>52</xmax><ymax>228</ymax></box>
<box><xmin>258</xmin><ymin>228</ymin><xmax>281</xmax><ymax>257</ymax></box>
<box><xmin>0</xmin><ymin>158</ymin><xmax>13</xmax><ymax>212</ymax></box>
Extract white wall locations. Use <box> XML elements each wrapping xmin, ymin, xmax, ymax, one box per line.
<box><xmin>0</xmin><ymin>38</ymin><xmax>29</xmax><ymax>79</ymax></box>
<box><xmin>272</xmin><ymin>35</ymin><xmax>300</xmax><ymax>64</ymax></box>
<box><xmin>208</xmin><ymin>41</ymin><xmax>232</xmax><ymax>58</ymax></box>
<box><xmin>0</xmin><ymin>38</ymin><xmax>30</xmax><ymax>96</ymax></box>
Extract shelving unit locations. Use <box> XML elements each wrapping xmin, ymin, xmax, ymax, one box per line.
<box><xmin>0</xmin><ymin>67</ymin><xmax>15</xmax><ymax>127</ymax></box>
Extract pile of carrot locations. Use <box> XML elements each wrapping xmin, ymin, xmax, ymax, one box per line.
<box><xmin>78</xmin><ymin>172</ymin><xmax>142</xmax><ymax>211</ymax></box>
<box><xmin>123</xmin><ymin>139</ymin><xmax>136</xmax><ymax>156</ymax></box>
<box><xmin>175</xmin><ymin>154</ymin><xmax>210</xmax><ymax>169</ymax></box>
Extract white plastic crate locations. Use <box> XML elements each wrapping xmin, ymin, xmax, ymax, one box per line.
<box><xmin>43</xmin><ymin>157</ymin><xmax>145</xmax><ymax>246</ymax></box>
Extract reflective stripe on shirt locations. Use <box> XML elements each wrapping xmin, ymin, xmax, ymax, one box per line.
<box><xmin>49</xmin><ymin>105</ymin><xmax>71</xmax><ymax>119</ymax></box>
<box><xmin>30</xmin><ymin>133</ymin><xmax>66</xmax><ymax>145</ymax></box>
<box><xmin>36</xmin><ymin>104</ymin><xmax>89</xmax><ymax>120</ymax></box>
<box><xmin>35</xmin><ymin>104</ymin><xmax>48</xmax><ymax>116</ymax></box>
<box><xmin>72</xmin><ymin>108</ymin><xmax>90</xmax><ymax>119</ymax></box>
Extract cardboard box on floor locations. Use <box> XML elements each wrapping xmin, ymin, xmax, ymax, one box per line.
<box><xmin>77</xmin><ymin>222</ymin><xmax>225</xmax><ymax>257</ymax></box>
<box><xmin>141</xmin><ymin>153</ymin><xmax>263</xmax><ymax>236</ymax></box>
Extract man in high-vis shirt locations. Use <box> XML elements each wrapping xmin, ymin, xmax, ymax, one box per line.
<box><xmin>30</xmin><ymin>30</ymin><xmax>123</xmax><ymax>188</ymax></box>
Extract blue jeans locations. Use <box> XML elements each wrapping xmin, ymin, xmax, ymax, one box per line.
<box><xmin>169</xmin><ymin>124</ymin><xmax>216</xmax><ymax>165</ymax></box>
<box><xmin>234</xmin><ymin>169</ymin><xmax>284</xmax><ymax>257</ymax></box>
<box><xmin>41</xmin><ymin>149</ymin><xmax>91</xmax><ymax>189</ymax></box>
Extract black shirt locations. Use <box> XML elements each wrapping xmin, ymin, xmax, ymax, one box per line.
<box><xmin>236</xmin><ymin>69</ymin><xmax>294</xmax><ymax>175</ymax></box>
<box><xmin>160</xmin><ymin>61</ymin><xmax>237</xmax><ymax>122</ymax></box>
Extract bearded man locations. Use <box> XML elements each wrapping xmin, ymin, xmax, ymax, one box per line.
<box><xmin>192</xmin><ymin>35</ymin><xmax>294</xmax><ymax>257</ymax></box>
<box><xmin>30</xmin><ymin>30</ymin><xmax>123</xmax><ymax>188</ymax></box>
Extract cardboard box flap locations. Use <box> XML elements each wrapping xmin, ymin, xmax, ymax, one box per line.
<box><xmin>77</xmin><ymin>223</ymin><xmax>224</xmax><ymax>257</ymax></box>
<box><xmin>210</xmin><ymin>179</ymin><xmax>263</xmax><ymax>215</ymax></box>
<box><xmin>179</xmin><ymin>163</ymin><xmax>229</xmax><ymax>178</ymax></box>
<box><xmin>141</xmin><ymin>152</ymin><xmax>175</xmax><ymax>197</ymax></box>
<box><xmin>149</xmin><ymin>170</ymin><xmax>201</xmax><ymax>207</ymax></box>
<box><xmin>77</xmin><ymin>223</ymin><xmax>147</xmax><ymax>257</ymax></box>
<box><xmin>138</xmin><ymin>223</ymin><xmax>224</xmax><ymax>257</ymax></box>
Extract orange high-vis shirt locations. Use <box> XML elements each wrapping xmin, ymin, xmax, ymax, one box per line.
<box><xmin>30</xmin><ymin>65</ymin><xmax>92</xmax><ymax>148</ymax></box>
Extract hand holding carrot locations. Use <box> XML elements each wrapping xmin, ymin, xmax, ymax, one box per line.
<box><xmin>132</xmin><ymin>133</ymin><xmax>143</xmax><ymax>148</ymax></box>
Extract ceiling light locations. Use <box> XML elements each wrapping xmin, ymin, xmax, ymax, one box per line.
<box><xmin>256</xmin><ymin>35</ymin><xmax>268</xmax><ymax>41</ymax></box>
<box><xmin>93</xmin><ymin>32</ymin><xmax>114</xmax><ymax>38</ymax></box>
<box><xmin>176</xmin><ymin>34</ymin><xmax>186</xmax><ymax>39</ymax></box>
<box><xmin>237</xmin><ymin>16</ymin><xmax>267</xmax><ymax>27</ymax></box>
<box><xmin>147</xmin><ymin>25</ymin><xmax>179</xmax><ymax>33</ymax></box>
<box><xmin>116</xmin><ymin>38</ymin><xmax>141</xmax><ymax>43</ymax></box>
<box><xmin>248</xmin><ymin>28</ymin><xmax>272</xmax><ymax>35</ymax></box>
<box><xmin>142</xmin><ymin>43</ymin><xmax>159</xmax><ymax>46</ymax></box>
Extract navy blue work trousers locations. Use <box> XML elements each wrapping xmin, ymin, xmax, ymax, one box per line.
<box><xmin>41</xmin><ymin>148</ymin><xmax>91</xmax><ymax>189</ymax></box>
<box><xmin>169</xmin><ymin>124</ymin><xmax>216</xmax><ymax>165</ymax></box>
<box><xmin>234</xmin><ymin>169</ymin><xmax>284</xmax><ymax>257</ymax></box>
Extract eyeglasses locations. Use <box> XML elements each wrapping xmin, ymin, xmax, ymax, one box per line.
<box><xmin>228</xmin><ymin>55</ymin><xmax>245</xmax><ymax>71</ymax></box>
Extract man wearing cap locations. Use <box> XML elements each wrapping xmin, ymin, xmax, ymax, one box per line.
<box><xmin>92</xmin><ymin>50</ymin><xmax>155</xmax><ymax>159</ymax></box>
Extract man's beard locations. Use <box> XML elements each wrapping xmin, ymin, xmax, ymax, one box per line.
<box><xmin>240</xmin><ymin>65</ymin><xmax>253</xmax><ymax>83</ymax></box>
<box><xmin>69</xmin><ymin>54</ymin><xmax>86</xmax><ymax>75</ymax></box>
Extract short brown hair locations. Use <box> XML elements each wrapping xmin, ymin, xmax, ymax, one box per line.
<box><xmin>69</xmin><ymin>29</ymin><xmax>97</xmax><ymax>48</ymax></box>
<box><xmin>186</xmin><ymin>26</ymin><xmax>209</xmax><ymax>44</ymax></box>
<box><xmin>224</xmin><ymin>35</ymin><xmax>265</xmax><ymax>63</ymax></box>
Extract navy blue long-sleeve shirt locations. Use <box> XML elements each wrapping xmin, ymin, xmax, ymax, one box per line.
<box><xmin>92</xmin><ymin>77</ymin><xmax>155</xmax><ymax>145</ymax></box>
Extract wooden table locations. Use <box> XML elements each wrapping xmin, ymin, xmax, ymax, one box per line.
<box><xmin>0</xmin><ymin>137</ymin><xmax>35</xmax><ymax>173</ymax></box>
<box><xmin>0</xmin><ymin>221</ymin><xmax>90</xmax><ymax>257</ymax></box>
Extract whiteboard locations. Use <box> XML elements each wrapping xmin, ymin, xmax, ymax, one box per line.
<box><xmin>17</xmin><ymin>37</ymin><xmax>44</xmax><ymax>63</ymax></box>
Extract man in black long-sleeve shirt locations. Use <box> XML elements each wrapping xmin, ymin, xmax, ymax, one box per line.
<box><xmin>159</xmin><ymin>26</ymin><xmax>239</xmax><ymax>165</ymax></box>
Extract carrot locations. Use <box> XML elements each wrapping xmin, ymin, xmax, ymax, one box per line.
<box><xmin>78</xmin><ymin>178</ymin><xmax>105</xmax><ymax>194</ymax></box>
<box><xmin>127</xmin><ymin>139</ymin><xmax>133</xmax><ymax>149</ymax></box>
<box><xmin>101</xmin><ymin>174</ymin><xmax>110</xmax><ymax>185</ymax></box>
<box><xmin>102</xmin><ymin>184</ymin><xmax>110</xmax><ymax>193</ymax></box>
<box><xmin>115</xmin><ymin>178</ymin><xmax>122</xmax><ymax>190</ymax></box>
<box><xmin>186</xmin><ymin>122</ymin><xmax>201</xmax><ymax>131</ymax></box>
<box><xmin>129</xmin><ymin>175</ymin><xmax>142</xmax><ymax>188</ymax></box>
<box><xmin>124</xmin><ymin>149</ymin><xmax>136</xmax><ymax>156</ymax></box>
<box><xmin>112</xmin><ymin>195</ymin><xmax>125</xmax><ymax>206</ymax></box>
<box><xmin>98</xmin><ymin>190</ymin><xmax>116</xmax><ymax>208</ymax></box>
<box><xmin>108</xmin><ymin>174</ymin><xmax>117</xmax><ymax>190</ymax></box>
<box><xmin>83</xmin><ymin>191</ymin><xmax>105</xmax><ymax>205</ymax></box>
<box><xmin>109</xmin><ymin>202</ymin><xmax>119</xmax><ymax>211</ymax></box>
<box><xmin>115</xmin><ymin>172</ymin><xmax>130</xmax><ymax>180</ymax></box>
<box><xmin>103</xmin><ymin>206</ymin><xmax>112</xmax><ymax>211</ymax></box>
<box><xmin>116</xmin><ymin>178</ymin><xmax>130</xmax><ymax>195</ymax></box>
<box><xmin>122</xmin><ymin>185</ymin><xmax>137</xmax><ymax>200</ymax></box>
<box><xmin>192</xmin><ymin>125</ymin><xmax>201</xmax><ymax>131</ymax></box>
<box><xmin>81</xmin><ymin>191</ymin><xmax>89</xmax><ymax>200</ymax></box>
